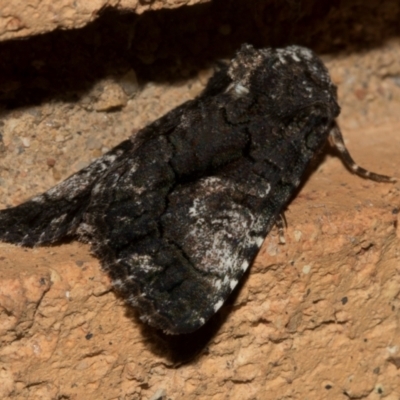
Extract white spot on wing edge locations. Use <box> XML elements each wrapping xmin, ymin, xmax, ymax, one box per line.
<box><xmin>103</xmin><ymin>154</ymin><xmax>117</xmax><ymax>163</ymax></box>
<box><xmin>255</xmin><ymin>236</ymin><xmax>264</xmax><ymax>247</ymax></box>
<box><xmin>230</xmin><ymin>279</ymin><xmax>238</xmax><ymax>290</ymax></box>
<box><xmin>241</xmin><ymin>260</ymin><xmax>249</xmax><ymax>271</ymax></box>
<box><xmin>213</xmin><ymin>299</ymin><xmax>224</xmax><ymax>312</ymax></box>
<box><xmin>30</xmin><ymin>194</ymin><xmax>46</xmax><ymax>203</ymax></box>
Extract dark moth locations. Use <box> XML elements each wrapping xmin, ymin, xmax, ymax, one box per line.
<box><xmin>0</xmin><ymin>44</ymin><xmax>394</xmax><ymax>334</ymax></box>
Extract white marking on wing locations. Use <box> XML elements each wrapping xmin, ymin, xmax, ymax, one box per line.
<box><xmin>213</xmin><ymin>299</ymin><xmax>224</xmax><ymax>312</ymax></box>
<box><xmin>234</xmin><ymin>83</ymin><xmax>249</xmax><ymax>96</ymax></box>
<box><xmin>255</xmin><ymin>236</ymin><xmax>264</xmax><ymax>247</ymax></box>
<box><xmin>230</xmin><ymin>279</ymin><xmax>238</xmax><ymax>290</ymax></box>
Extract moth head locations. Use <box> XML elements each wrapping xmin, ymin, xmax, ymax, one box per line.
<box><xmin>227</xmin><ymin>44</ymin><xmax>340</xmax><ymax>120</ymax></box>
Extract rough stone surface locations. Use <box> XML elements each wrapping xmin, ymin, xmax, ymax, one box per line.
<box><xmin>1</xmin><ymin>1</ymin><xmax>400</xmax><ymax>399</ymax></box>
<box><xmin>0</xmin><ymin>0</ymin><xmax>207</xmax><ymax>41</ymax></box>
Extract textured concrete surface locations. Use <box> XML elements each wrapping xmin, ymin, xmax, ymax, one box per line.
<box><xmin>0</xmin><ymin>0</ymin><xmax>208</xmax><ymax>41</ymax></box>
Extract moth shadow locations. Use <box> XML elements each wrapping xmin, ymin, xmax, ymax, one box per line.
<box><xmin>123</xmin><ymin>267</ymin><xmax>251</xmax><ymax>365</ymax></box>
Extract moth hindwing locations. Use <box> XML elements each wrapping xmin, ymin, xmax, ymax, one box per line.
<box><xmin>0</xmin><ymin>44</ymin><xmax>394</xmax><ymax>334</ymax></box>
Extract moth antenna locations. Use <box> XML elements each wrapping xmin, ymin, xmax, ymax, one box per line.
<box><xmin>275</xmin><ymin>213</ymin><xmax>287</xmax><ymax>244</ymax></box>
<box><xmin>329</xmin><ymin>123</ymin><xmax>396</xmax><ymax>183</ymax></box>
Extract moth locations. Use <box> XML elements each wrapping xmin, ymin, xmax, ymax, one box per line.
<box><xmin>0</xmin><ymin>44</ymin><xmax>394</xmax><ymax>334</ymax></box>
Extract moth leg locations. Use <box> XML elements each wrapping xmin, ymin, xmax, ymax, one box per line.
<box><xmin>275</xmin><ymin>213</ymin><xmax>287</xmax><ymax>244</ymax></box>
<box><xmin>329</xmin><ymin>123</ymin><xmax>396</xmax><ymax>183</ymax></box>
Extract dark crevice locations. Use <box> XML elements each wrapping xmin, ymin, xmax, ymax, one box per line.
<box><xmin>2</xmin><ymin>0</ymin><xmax>400</xmax><ymax>110</ymax></box>
<box><xmin>25</xmin><ymin>381</ymin><xmax>48</xmax><ymax>389</ymax></box>
<box><xmin>82</xmin><ymin>350</ymin><xmax>105</xmax><ymax>358</ymax></box>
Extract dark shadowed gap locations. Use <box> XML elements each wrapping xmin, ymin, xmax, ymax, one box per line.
<box><xmin>0</xmin><ymin>0</ymin><xmax>399</xmax><ymax>109</ymax></box>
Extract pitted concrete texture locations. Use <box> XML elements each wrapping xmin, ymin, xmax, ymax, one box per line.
<box><xmin>0</xmin><ymin>0</ymin><xmax>209</xmax><ymax>41</ymax></box>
